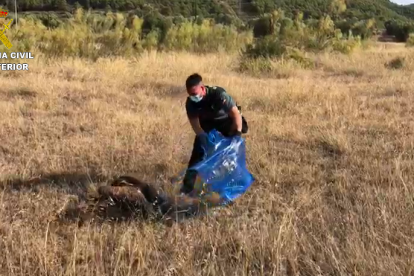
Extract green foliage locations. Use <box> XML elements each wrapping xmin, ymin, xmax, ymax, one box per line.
<box><xmin>161</xmin><ymin>19</ymin><xmax>252</xmax><ymax>52</ymax></box>
<box><xmin>246</xmin><ymin>0</ymin><xmax>414</xmax><ymax>27</ymax></box>
<box><xmin>7</xmin><ymin>8</ymin><xmax>252</xmax><ymax>59</ymax></box>
<box><xmin>238</xmin><ymin>56</ymin><xmax>273</xmax><ymax>76</ymax></box>
<box><xmin>248</xmin><ymin>4</ymin><xmax>378</xmax><ymax>41</ymax></box>
<box><xmin>406</xmin><ymin>33</ymin><xmax>414</xmax><ymax>47</ymax></box>
<box><xmin>384</xmin><ymin>20</ymin><xmax>414</xmax><ymax>42</ymax></box>
<box><xmin>7</xmin><ymin>0</ymin><xmax>414</xmax><ymax>29</ymax></box>
<box><xmin>240</xmin><ymin>10</ymin><xmax>364</xmax><ymax>75</ymax></box>
<box><xmin>246</xmin><ymin>12</ymin><xmax>362</xmax><ymax>55</ymax></box>
<box><xmin>4</xmin><ymin>0</ymin><xmax>413</xmax><ymax>77</ymax></box>
<box><xmin>243</xmin><ymin>35</ymin><xmax>287</xmax><ymax>59</ymax></box>
<box><xmin>334</xmin><ymin>18</ymin><xmax>376</xmax><ymax>39</ymax></box>
<box><xmin>5</xmin><ymin>0</ymin><xmax>414</xmax><ymax>57</ymax></box>
<box><xmin>331</xmin><ymin>35</ymin><xmax>362</xmax><ymax>54</ymax></box>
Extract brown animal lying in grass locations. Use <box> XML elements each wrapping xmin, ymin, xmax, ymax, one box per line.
<box><xmin>57</xmin><ymin>174</ymin><xmax>225</xmax><ymax>226</ymax></box>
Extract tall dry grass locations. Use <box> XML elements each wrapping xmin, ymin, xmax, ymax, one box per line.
<box><xmin>1</xmin><ymin>42</ymin><xmax>414</xmax><ymax>275</ymax></box>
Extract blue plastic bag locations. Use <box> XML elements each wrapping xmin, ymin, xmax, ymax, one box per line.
<box><xmin>184</xmin><ymin>129</ymin><xmax>255</xmax><ymax>205</ymax></box>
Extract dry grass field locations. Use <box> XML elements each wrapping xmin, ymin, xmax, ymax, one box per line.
<box><xmin>0</xmin><ymin>42</ymin><xmax>414</xmax><ymax>275</ymax></box>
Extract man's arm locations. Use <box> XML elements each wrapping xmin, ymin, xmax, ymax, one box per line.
<box><xmin>186</xmin><ymin>99</ymin><xmax>205</xmax><ymax>135</ymax></box>
<box><xmin>228</xmin><ymin>105</ymin><xmax>243</xmax><ymax>132</ymax></box>
<box><xmin>188</xmin><ymin>116</ymin><xmax>205</xmax><ymax>135</ymax></box>
<box><xmin>217</xmin><ymin>89</ymin><xmax>242</xmax><ymax>134</ymax></box>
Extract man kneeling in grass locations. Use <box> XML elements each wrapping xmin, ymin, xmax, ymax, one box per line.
<box><xmin>181</xmin><ymin>73</ymin><xmax>249</xmax><ymax>195</ymax></box>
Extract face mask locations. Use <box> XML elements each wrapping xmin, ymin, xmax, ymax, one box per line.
<box><xmin>189</xmin><ymin>94</ymin><xmax>203</xmax><ymax>103</ymax></box>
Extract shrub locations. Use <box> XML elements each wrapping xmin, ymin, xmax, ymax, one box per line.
<box><xmin>406</xmin><ymin>33</ymin><xmax>414</xmax><ymax>47</ymax></box>
<box><xmin>384</xmin><ymin>20</ymin><xmax>414</xmax><ymax>42</ymax></box>
<box><xmin>238</xmin><ymin>56</ymin><xmax>273</xmax><ymax>76</ymax></box>
<box><xmin>239</xmin><ymin>11</ymin><xmax>363</xmax><ymax>75</ymax></box>
<box><xmin>242</xmin><ymin>36</ymin><xmax>287</xmax><ymax>59</ymax></box>
<box><xmin>385</xmin><ymin>57</ymin><xmax>405</xmax><ymax>70</ymax></box>
<box><xmin>8</xmin><ymin>8</ymin><xmax>252</xmax><ymax>59</ymax></box>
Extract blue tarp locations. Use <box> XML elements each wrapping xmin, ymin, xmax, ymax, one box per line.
<box><xmin>174</xmin><ymin>129</ymin><xmax>255</xmax><ymax>205</ymax></box>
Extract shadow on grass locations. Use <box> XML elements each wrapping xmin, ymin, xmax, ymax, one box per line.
<box><xmin>0</xmin><ymin>171</ymin><xmax>109</xmax><ymax>201</ymax></box>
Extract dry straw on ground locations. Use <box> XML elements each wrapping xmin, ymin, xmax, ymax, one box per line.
<box><xmin>0</xmin><ymin>42</ymin><xmax>414</xmax><ymax>275</ymax></box>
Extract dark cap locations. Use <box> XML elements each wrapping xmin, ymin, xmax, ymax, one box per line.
<box><xmin>185</xmin><ymin>73</ymin><xmax>202</xmax><ymax>89</ymax></box>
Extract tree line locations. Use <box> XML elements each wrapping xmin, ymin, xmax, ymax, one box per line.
<box><xmin>5</xmin><ymin>0</ymin><xmax>414</xmax><ymax>25</ymax></box>
<box><xmin>3</xmin><ymin>0</ymin><xmax>414</xmax><ymax>42</ymax></box>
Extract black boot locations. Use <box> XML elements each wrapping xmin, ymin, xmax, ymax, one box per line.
<box><xmin>180</xmin><ymin>169</ymin><xmax>198</xmax><ymax>195</ymax></box>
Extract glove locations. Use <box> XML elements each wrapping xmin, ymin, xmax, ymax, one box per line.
<box><xmin>196</xmin><ymin>132</ymin><xmax>209</xmax><ymax>159</ymax></box>
<box><xmin>196</xmin><ymin>132</ymin><xmax>209</xmax><ymax>145</ymax></box>
<box><xmin>229</xmin><ymin>130</ymin><xmax>242</xmax><ymax>137</ymax></box>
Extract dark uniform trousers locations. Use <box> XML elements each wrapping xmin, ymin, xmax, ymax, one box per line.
<box><xmin>181</xmin><ymin>113</ymin><xmax>249</xmax><ymax>194</ymax></box>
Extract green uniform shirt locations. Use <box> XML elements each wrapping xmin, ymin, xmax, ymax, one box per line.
<box><xmin>185</xmin><ymin>85</ymin><xmax>237</xmax><ymax>132</ymax></box>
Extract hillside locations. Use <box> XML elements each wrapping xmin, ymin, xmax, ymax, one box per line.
<box><xmin>5</xmin><ymin>0</ymin><xmax>414</xmax><ymax>26</ymax></box>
